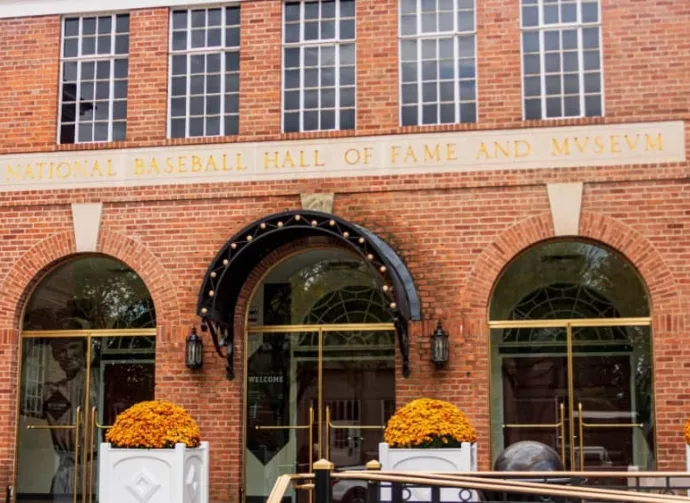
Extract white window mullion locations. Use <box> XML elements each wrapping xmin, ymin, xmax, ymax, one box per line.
<box><xmin>539</xmin><ymin>29</ymin><xmax>546</xmax><ymax>119</ymax></box>
<box><xmin>577</xmin><ymin>26</ymin><xmax>585</xmax><ymax>118</ymax></box>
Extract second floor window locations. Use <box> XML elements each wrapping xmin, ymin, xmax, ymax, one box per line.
<box><xmin>283</xmin><ymin>0</ymin><xmax>356</xmax><ymax>133</ymax></box>
<box><xmin>169</xmin><ymin>6</ymin><xmax>240</xmax><ymax>138</ymax></box>
<box><xmin>399</xmin><ymin>0</ymin><xmax>477</xmax><ymax>126</ymax></box>
<box><xmin>59</xmin><ymin>14</ymin><xmax>130</xmax><ymax>144</ymax></box>
<box><xmin>521</xmin><ymin>0</ymin><xmax>603</xmax><ymax>119</ymax></box>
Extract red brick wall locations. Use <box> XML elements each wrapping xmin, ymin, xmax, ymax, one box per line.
<box><xmin>0</xmin><ymin>0</ymin><xmax>688</xmax><ymax>500</ymax></box>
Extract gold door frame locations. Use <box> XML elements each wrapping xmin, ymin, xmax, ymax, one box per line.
<box><xmin>242</xmin><ymin>323</ymin><xmax>395</xmax><ymax>502</ymax></box>
<box><xmin>488</xmin><ymin>317</ymin><xmax>655</xmax><ymax>469</ymax></box>
<box><xmin>13</xmin><ymin>328</ymin><xmax>156</xmax><ymax>503</ymax></box>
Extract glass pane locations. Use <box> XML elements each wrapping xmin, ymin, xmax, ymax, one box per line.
<box><xmin>250</xmin><ymin>249</ymin><xmax>389</xmax><ymax>326</ymax></box>
<box><xmin>490</xmin><ymin>241</ymin><xmax>650</xmax><ymax>321</ymax></box>
<box><xmin>572</xmin><ymin>325</ymin><xmax>654</xmax><ymax>470</ymax></box>
<box><xmin>323</xmin><ymin>330</ymin><xmax>395</xmax><ymax>467</ymax></box>
<box><xmin>245</xmin><ymin>332</ymin><xmax>317</xmax><ymax>503</ymax></box>
<box><xmin>89</xmin><ymin>335</ymin><xmax>156</xmax><ymax>501</ymax></box>
<box><xmin>16</xmin><ymin>337</ymin><xmax>87</xmax><ymax>502</ymax></box>
<box><xmin>23</xmin><ymin>256</ymin><xmax>156</xmax><ymax>330</ymax></box>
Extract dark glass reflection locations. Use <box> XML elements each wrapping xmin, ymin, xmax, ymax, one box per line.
<box><xmin>491</xmin><ymin>241</ymin><xmax>649</xmax><ymax>320</ymax></box>
<box><xmin>23</xmin><ymin>256</ymin><xmax>156</xmax><ymax>330</ymax></box>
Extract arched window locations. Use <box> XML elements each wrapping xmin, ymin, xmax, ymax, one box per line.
<box><xmin>489</xmin><ymin>240</ymin><xmax>654</xmax><ymax>472</ymax></box>
<box><xmin>23</xmin><ymin>255</ymin><xmax>156</xmax><ymax>330</ymax></box>
<box><xmin>17</xmin><ymin>255</ymin><xmax>156</xmax><ymax>501</ymax></box>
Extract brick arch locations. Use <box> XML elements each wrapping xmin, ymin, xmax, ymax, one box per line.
<box><xmin>0</xmin><ymin>229</ymin><xmax>180</xmax><ymax>330</ymax></box>
<box><xmin>463</xmin><ymin>211</ymin><xmax>679</xmax><ymax>317</ymax></box>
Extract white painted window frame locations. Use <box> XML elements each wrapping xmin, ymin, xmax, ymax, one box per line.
<box><xmin>398</xmin><ymin>0</ymin><xmax>478</xmax><ymax>127</ymax></box>
<box><xmin>281</xmin><ymin>0</ymin><xmax>357</xmax><ymax>133</ymax></box>
<box><xmin>0</xmin><ymin>0</ymin><xmax>246</xmax><ymax>19</ymax></box>
<box><xmin>520</xmin><ymin>0</ymin><xmax>605</xmax><ymax>120</ymax></box>
<box><xmin>57</xmin><ymin>12</ymin><xmax>130</xmax><ymax>144</ymax></box>
<box><xmin>167</xmin><ymin>4</ymin><xmax>241</xmax><ymax>138</ymax></box>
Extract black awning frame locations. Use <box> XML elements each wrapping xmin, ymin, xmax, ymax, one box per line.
<box><xmin>196</xmin><ymin>210</ymin><xmax>421</xmax><ymax>379</ymax></box>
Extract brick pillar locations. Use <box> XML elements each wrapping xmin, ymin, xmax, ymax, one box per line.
<box><xmin>477</xmin><ymin>0</ymin><xmax>522</xmax><ymax>124</ymax></box>
<box><xmin>356</xmin><ymin>0</ymin><xmax>399</xmax><ymax>132</ymax></box>
<box><xmin>0</xmin><ymin>329</ymin><xmax>19</xmax><ymax>493</ymax></box>
<box><xmin>126</xmin><ymin>8</ymin><xmax>169</xmax><ymax>143</ymax></box>
<box><xmin>239</xmin><ymin>0</ymin><xmax>282</xmax><ymax>137</ymax></box>
<box><xmin>0</xmin><ymin>16</ymin><xmax>60</xmax><ymax>153</ymax></box>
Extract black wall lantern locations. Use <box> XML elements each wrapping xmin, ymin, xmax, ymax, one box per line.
<box><xmin>186</xmin><ymin>327</ymin><xmax>203</xmax><ymax>370</ymax></box>
<box><xmin>431</xmin><ymin>321</ymin><xmax>449</xmax><ymax>367</ymax></box>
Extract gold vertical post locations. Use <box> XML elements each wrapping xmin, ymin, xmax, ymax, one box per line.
<box><xmin>88</xmin><ymin>407</ymin><xmax>98</xmax><ymax>503</ymax></box>
<box><xmin>566</xmin><ymin>323</ymin><xmax>575</xmax><ymax>469</ymax></box>
<box><xmin>325</xmin><ymin>406</ymin><xmax>330</xmax><ymax>462</ymax></box>
<box><xmin>82</xmin><ymin>337</ymin><xmax>93</xmax><ymax>500</ymax></box>
<box><xmin>73</xmin><ymin>406</ymin><xmax>82</xmax><ymax>503</ymax></box>
<box><xmin>317</xmin><ymin>328</ymin><xmax>323</xmax><ymax>460</ymax></box>
<box><xmin>578</xmin><ymin>402</ymin><xmax>585</xmax><ymax>470</ymax></box>
<box><xmin>559</xmin><ymin>402</ymin><xmax>566</xmax><ymax>468</ymax></box>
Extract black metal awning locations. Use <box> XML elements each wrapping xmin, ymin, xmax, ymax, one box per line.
<box><xmin>196</xmin><ymin>209</ymin><xmax>421</xmax><ymax>379</ymax></box>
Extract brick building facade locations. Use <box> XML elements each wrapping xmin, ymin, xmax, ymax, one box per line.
<box><xmin>0</xmin><ymin>0</ymin><xmax>688</xmax><ymax>502</ymax></box>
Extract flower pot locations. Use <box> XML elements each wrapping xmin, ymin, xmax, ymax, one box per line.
<box><xmin>378</xmin><ymin>442</ymin><xmax>478</xmax><ymax>502</ymax></box>
<box><xmin>98</xmin><ymin>441</ymin><xmax>209</xmax><ymax>503</ymax></box>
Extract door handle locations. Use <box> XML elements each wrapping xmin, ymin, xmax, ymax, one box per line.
<box><xmin>256</xmin><ymin>406</ymin><xmax>315</xmax><ymax>472</ymax></box>
<box><xmin>325</xmin><ymin>406</ymin><xmax>385</xmax><ymax>461</ymax></box>
<box><xmin>502</xmin><ymin>403</ymin><xmax>566</xmax><ymax>467</ymax></box>
<box><xmin>577</xmin><ymin>402</ymin><xmax>643</xmax><ymax>469</ymax></box>
<box><xmin>87</xmin><ymin>407</ymin><xmax>114</xmax><ymax>503</ymax></box>
<box><xmin>27</xmin><ymin>406</ymin><xmax>82</xmax><ymax>503</ymax></box>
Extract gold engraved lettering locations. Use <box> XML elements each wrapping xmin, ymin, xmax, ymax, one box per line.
<box><xmin>150</xmin><ymin>158</ymin><xmax>160</xmax><ymax>174</ymax></box>
<box><xmin>36</xmin><ymin>162</ymin><xmax>45</xmax><ymax>180</ymax></box>
<box><xmin>282</xmin><ymin>151</ymin><xmax>296</xmax><ymax>169</ymax></box>
<box><xmin>191</xmin><ymin>155</ymin><xmax>203</xmax><ymax>172</ymax></box>
<box><xmin>390</xmin><ymin>146</ymin><xmax>401</xmax><ymax>164</ymax></box>
<box><xmin>424</xmin><ymin>144</ymin><xmax>441</xmax><ymax>162</ymax></box>
<box><xmin>645</xmin><ymin>133</ymin><xmax>663</xmax><ymax>151</ymax></box>
<box><xmin>344</xmin><ymin>148</ymin><xmax>360</xmax><ymax>165</ymax></box>
<box><xmin>164</xmin><ymin>157</ymin><xmax>175</xmax><ymax>174</ymax></box>
<box><xmin>264</xmin><ymin>152</ymin><xmax>280</xmax><ymax>169</ymax></box>
<box><xmin>476</xmin><ymin>142</ymin><xmax>491</xmax><ymax>160</ymax></box>
<box><xmin>91</xmin><ymin>160</ymin><xmax>104</xmax><ymax>177</ymax></box>
<box><xmin>551</xmin><ymin>138</ymin><xmax>571</xmax><ymax>156</ymax></box>
<box><xmin>404</xmin><ymin>146</ymin><xmax>417</xmax><ymax>163</ymax></box>
<box><xmin>206</xmin><ymin>155</ymin><xmax>218</xmax><ymax>171</ymax></box>
<box><xmin>610</xmin><ymin>135</ymin><xmax>621</xmax><ymax>153</ymax></box>
<box><xmin>593</xmin><ymin>136</ymin><xmax>605</xmax><ymax>154</ymax></box>
<box><xmin>73</xmin><ymin>160</ymin><xmax>87</xmax><ymax>178</ymax></box>
<box><xmin>134</xmin><ymin>159</ymin><xmax>145</xmax><ymax>176</ymax></box>
<box><xmin>177</xmin><ymin>156</ymin><xmax>188</xmax><ymax>173</ymax></box>
<box><xmin>56</xmin><ymin>162</ymin><xmax>70</xmax><ymax>179</ymax></box>
<box><xmin>515</xmin><ymin>140</ymin><xmax>532</xmax><ymax>158</ymax></box>
<box><xmin>446</xmin><ymin>143</ymin><xmax>458</xmax><ymax>161</ymax></box>
<box><xmin>22</xmin><ymin>164</ymin><xmax>35</xmax><ymax>180</ymax></box>
<box><xmin>235</xmin><ymin>153</ymin><xmax>248</xmax><ymax>171</ymax></box>
<box><xmin>574</xmin><ymin>137</ymin><xmax>589</xmax><ymax>153</ymax></box>
<box><xmin>624</xmin><ymin>134</ymin><xmax>640</xmax><ymax>151</ymax></box>
<box><xmin>313</xmin><ymin>149</ymin><xmax>325</xmax><ymax>167</ymax></box>
<box><xmin>5</xmin><ymin>164</ymin><xmax>21</xmax><ymax>181</ymax></box>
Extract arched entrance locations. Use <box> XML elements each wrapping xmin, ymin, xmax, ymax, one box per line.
<box><xmin>244</xmin><ymin>248</ymin><xmax>396</xmax><ymax>503</ymax></box>
<box><xmin>16</xmin><ymin>255</ymin><xmax>156</xmax><ymax>503</ymax></box>
<box><xmin>195</xmin><ymin>210</ymin><xmax>421</xmax><ymax>503</ymax></box>
<box><xmin>489</xmin><ymin>240</ymin><xmax>654</xmax><ymax>472</ymax></box>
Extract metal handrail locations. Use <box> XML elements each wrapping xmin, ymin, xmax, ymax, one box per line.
<box><xmin>266</xmin><ymin>469</ymin><xmax>690</xmax><ymax>503</ymax></box>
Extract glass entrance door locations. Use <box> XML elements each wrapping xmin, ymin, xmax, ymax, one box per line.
<box><xmin>244</xmin><ymin>325</ymin><xmax>395</xmax><ymax>503</ymax></box>
<box><xmin>16</xmin><ymin>330</ymin><xmax>156</xmax><ymax>503</ymax></box>
<box><xmin>491</xmin><ymin>320</ymin><xmax>654</xmax><ymax>471</ymax></box>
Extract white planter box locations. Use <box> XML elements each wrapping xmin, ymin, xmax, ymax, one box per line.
<box><xmin>379</xmin><ymin>442</ymin><xmax>478</xmax><ymax>502</ymax></box>
<box><xmin>99</xmin><ymin>441</ymin><xmax>209</xmax><ymax>503</ymax></box>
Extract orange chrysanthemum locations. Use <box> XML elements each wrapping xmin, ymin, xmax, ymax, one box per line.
<box><xmin>684</xmin><ymin>419</ymin><xmax>690</xmax><ymax>444</ymax></box>
<box><xmin>384</xmin><ymin>398</ymin><xmax>476</xmax><ymax>448</ymax></box>
<box><xmin>106</xmin><ymin>400</ymin><xmax>201</xmax><ymax>449</ymax></box>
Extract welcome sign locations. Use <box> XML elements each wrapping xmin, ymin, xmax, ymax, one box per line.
<box><xmin>0</xmin><ymin>121</ymin><xmax>684</xmax><ymax>192</ymax></box>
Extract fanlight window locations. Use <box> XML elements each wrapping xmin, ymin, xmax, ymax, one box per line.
<box><xmin>23</xmin><ymin>256</ymin><xmax>155</xmax><ymax>330</ymax></box>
